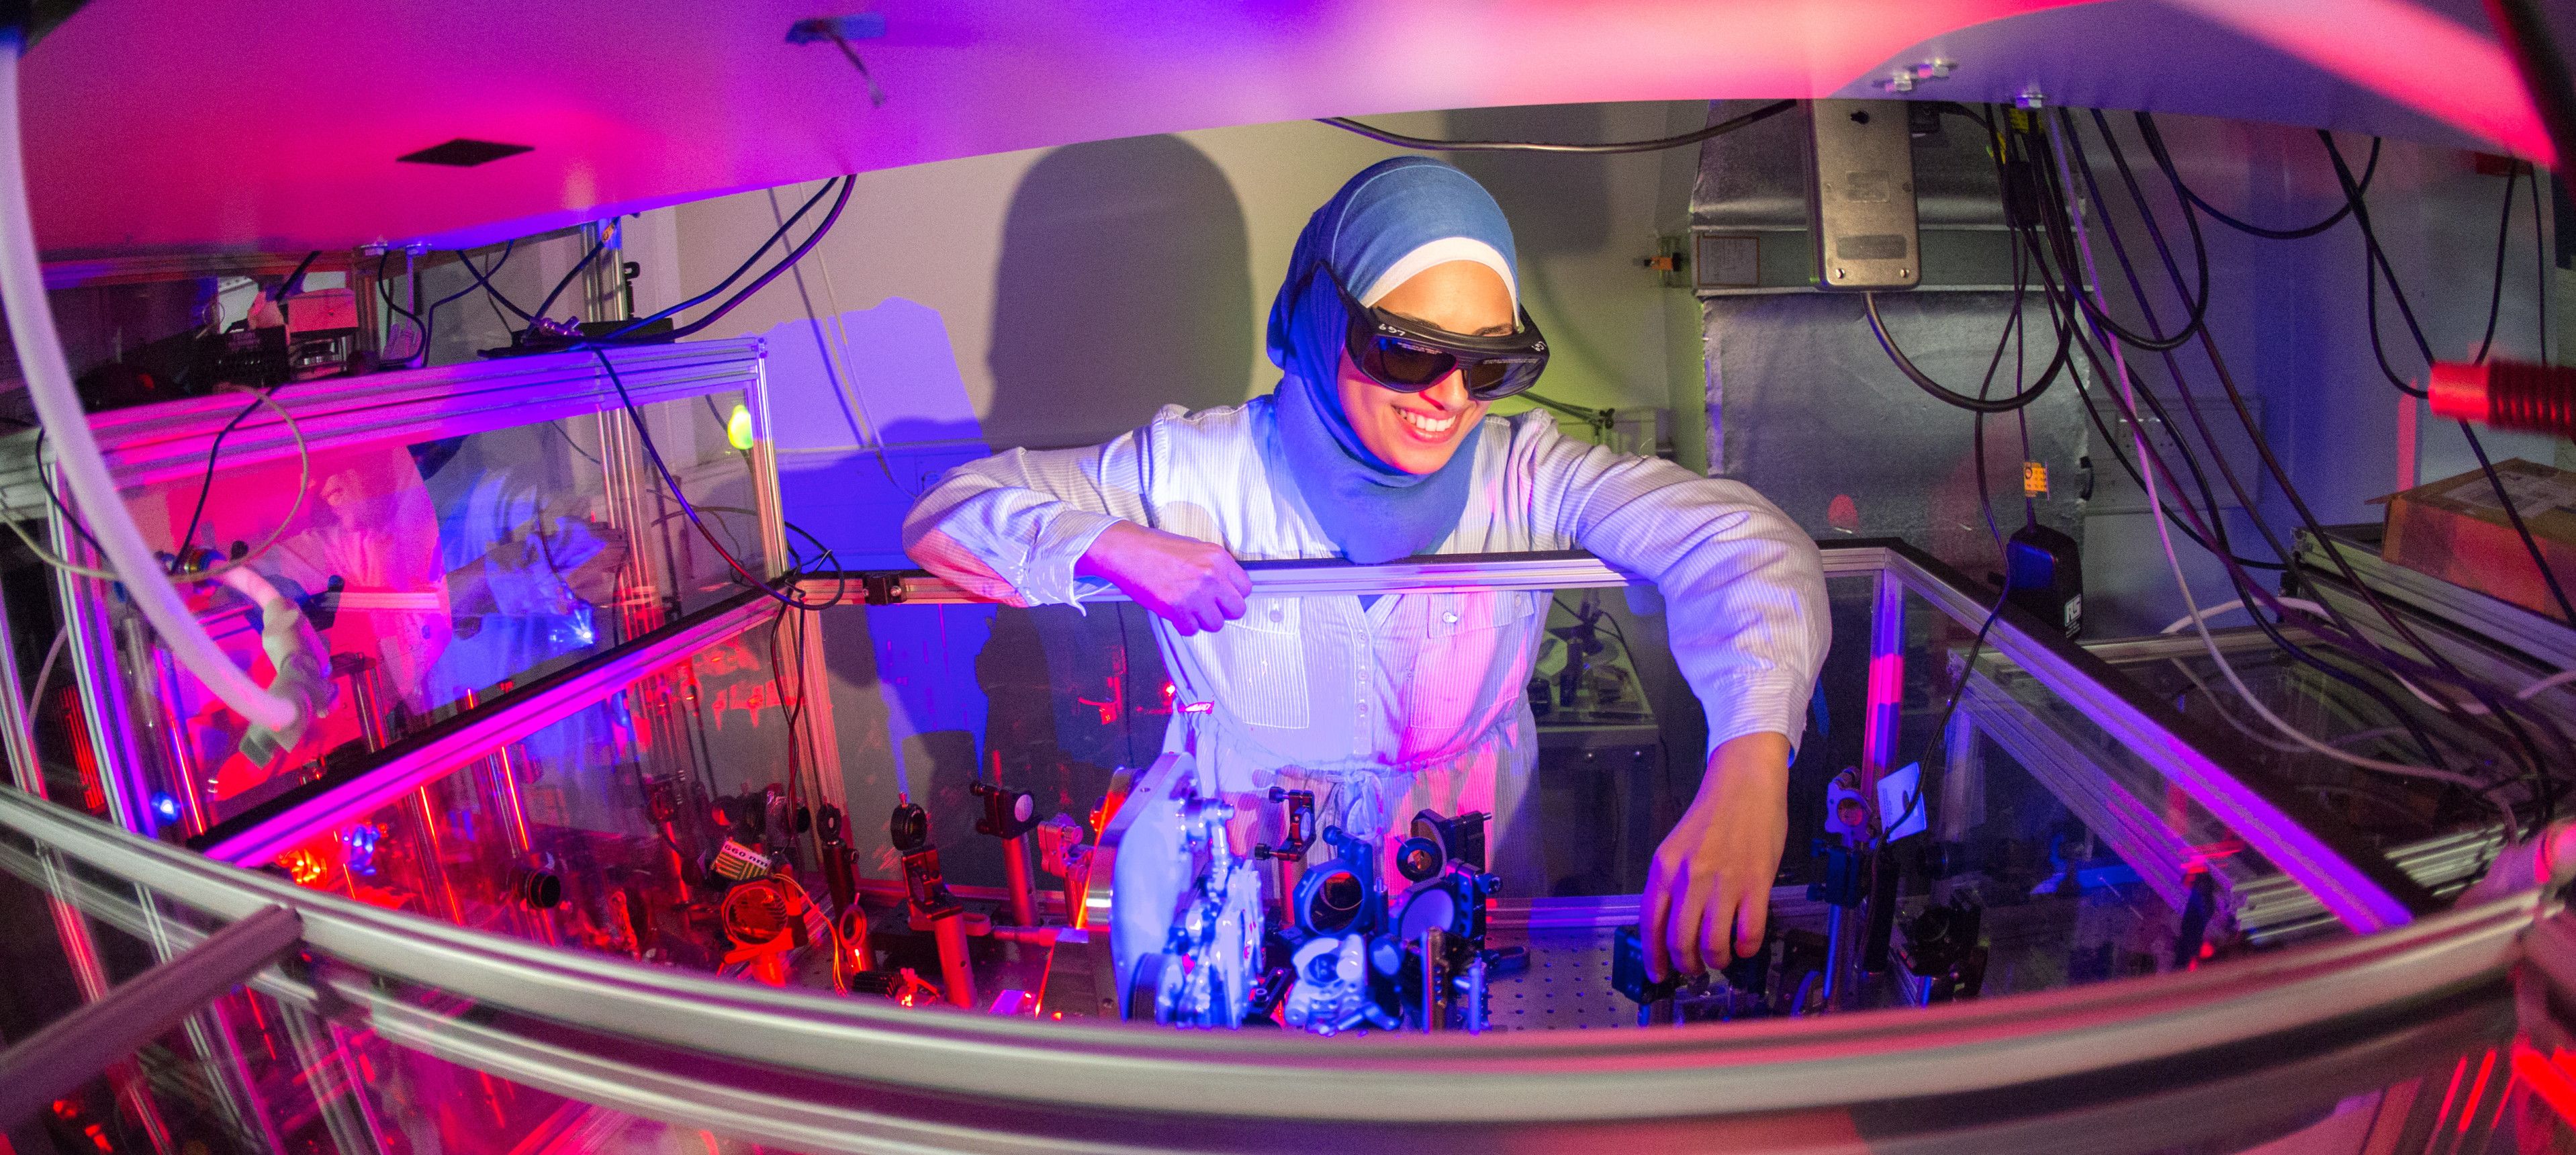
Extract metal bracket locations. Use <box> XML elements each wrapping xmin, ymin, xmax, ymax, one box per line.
<box><xmin>862</xmin><ymin>573</ymin><xmax>909</xmax><ymax>606</ymax></box>
<box><xmin>0</xmin><ymin>905</ymin><xmax>302</xmax><ymax>1131</ymax></box>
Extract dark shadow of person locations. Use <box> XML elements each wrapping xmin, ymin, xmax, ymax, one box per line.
<box><xmin>950</xmin><ymin>134</ymin><xmax>1242</xmax><ymax>860</ymax></box>
<box><xmin>985</xmin><ymin>134</ymin><xmax>1254</xmax><ymax>449</ymax></box>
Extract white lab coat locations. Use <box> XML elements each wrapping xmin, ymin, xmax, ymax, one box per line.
<box><xmin>903</xmin><ymin>397</ymin><xmax>1828</xmax><ymax>880</ymax></box>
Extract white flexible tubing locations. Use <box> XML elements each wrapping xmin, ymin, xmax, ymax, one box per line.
<box><xmin>2160</xmin><ymin>598</ymin><xmax>2330</xmax><ymax>637</ymax></box>
<box><xmin>0</xmin><ymin>43</ymin><xmax>299</xmax><ymax>731</ymax></box>
<box><xmin>2043</xmin><ymin>117</ymin><xmax>2503</xmax><ymax>818</ymax></box>
<box><xmin>2166</xmin><ymin>597</ymin><xmax>2501</xmax><ymax>717</ymax></box>
<box><xmin>2170</xmin><ymin>602</ymin><xmax>2576</xmax><ymax>712</ymax></box>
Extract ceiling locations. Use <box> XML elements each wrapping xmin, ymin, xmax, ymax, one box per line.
<box><xmin>17</xmin><ymin>0</ymin><xmax>2570</xmax><ymax>262</ymax></box>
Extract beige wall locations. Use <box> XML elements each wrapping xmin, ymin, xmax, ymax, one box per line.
<box><xmin>665</xmin><ymin>102</ymin><xmax>1710</xmax><ymax>476</ymax></box>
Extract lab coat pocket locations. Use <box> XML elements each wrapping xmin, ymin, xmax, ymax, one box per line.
<box><xmin>1207</xmin><ymin>596</ymin><xmax>1309</xmax><ymax>730</ymax></box>
<box><xmin>1402</xmin><ymin>591</ymin><xmax>1536</xmax><ymax>739</ymax></box>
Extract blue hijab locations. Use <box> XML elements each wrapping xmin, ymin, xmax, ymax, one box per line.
<box><xmin>1267</xmin><ymin>157</ymin><xmax>1518</xmax><ymax>564</ymax></box>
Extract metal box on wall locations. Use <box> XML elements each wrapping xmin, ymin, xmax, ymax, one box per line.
<box><xmin>1808</xmin><ymin>99</ymin><xmax>1921</xmax><ymax>292</ymax></box>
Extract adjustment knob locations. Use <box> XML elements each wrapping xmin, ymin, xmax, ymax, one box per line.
<box><xmin>889</xmin><ymin>802</ymin><xmax>930</xmax><ymax>852</ymax></box>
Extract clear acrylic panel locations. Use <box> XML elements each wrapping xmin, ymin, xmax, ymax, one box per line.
<box><xmin>257</xmin><ymin>612</ymin><xmax>813</xmax><ymax>973</ymax></box>
<box><xmin>199</xmin><ymin>982</ymin><xmax>830</xmax><ymax>1155</ymax></box>
<box><xmin>92</xmin><ymin>391</ymin><xmax>770</xmax><ymax>838</ymax></box>
<box><xmin>1900</xmin><ymin>587</ymin><xmax>2315</xmax><ymax>996</ymax></box>
<box><xmin>2101</xmin><ymin>630</ymin><xmax>2515</xmax><ymax>905</ymax></box>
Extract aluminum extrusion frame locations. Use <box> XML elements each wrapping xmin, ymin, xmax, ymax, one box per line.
<box><xmin>0</xmin><ymin>905</ymin><xmax>301</xmax><ymax>1131</ymax></box>
<box><xmin>195</xmin><ymin>588</ymin><xmax>776</xmax><ymax>866</ymax></box>
<box><xmin>0</xmin><ymin>785</ymin><xmax>2538</xmax><ymax>1134</ymax></box>
<box><xmin>837</xmin><ymin>538</ymin><xmax>2422</xmax><ymax>929</ymax></box>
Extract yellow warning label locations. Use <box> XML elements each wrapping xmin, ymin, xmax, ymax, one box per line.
<box><xmin>2023</xmin><ymin>461</ymin><xmax>2049</xmax><ymax>498</ymax></box>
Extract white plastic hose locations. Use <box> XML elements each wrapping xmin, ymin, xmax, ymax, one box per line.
<box><xmin>0</xmin><ymin>40</ymin><xmax>300</xmax><ymax>731</ymax></box>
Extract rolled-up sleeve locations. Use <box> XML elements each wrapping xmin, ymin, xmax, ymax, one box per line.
<box><xmin>1520</xmin><ymin>422</ymin><xmax>1829</xmax><ymax>755</ymax></box>
<box><xmin>901</xmin><ymin>430</ymin><xmax>1152</xmax><ymax>608</ymax></box>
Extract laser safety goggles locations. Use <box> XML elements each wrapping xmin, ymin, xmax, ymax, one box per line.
<box><xmin>1330</xmin><ymin>266</ymin><xmax>1549</xmax><ymax>401</ymax></box>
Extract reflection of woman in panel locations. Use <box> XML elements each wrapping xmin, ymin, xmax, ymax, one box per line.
<box><xmin>192</xmin><ymin>443</ymin><xmax>450</xmax><ymax>800</ymax></box>
<box><xmin>905</xmin><ymin>158</ymin><xmax>1827</xmax><ymax>981</ymax></box>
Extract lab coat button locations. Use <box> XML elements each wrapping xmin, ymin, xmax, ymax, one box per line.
<box><xmin>1269</xmin><ymin>608</ymin><xmax>1282</xmax><ymax>622</ymax></box>
<box><xmin>1442</xmin><ymin>611</ymin><xmax>1459</xmax><ymax>624</ymax></box>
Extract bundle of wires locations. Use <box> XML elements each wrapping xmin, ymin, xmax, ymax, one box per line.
<box><xmin>500</xmin><ymin>179</ymin><xmax>865</xmax><ymax>622</ymax></box>
<box><xmin>436</xmin><ymin>177</ymin><xmax>862</xmax><ymax>837</ymax></box>
<box><xmin>1868</xmin><ymin>104</ymin><xmax>2567</xmax><ymax>841</ymax></box>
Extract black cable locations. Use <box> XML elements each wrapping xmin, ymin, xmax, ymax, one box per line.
<box><xmin>1320</xmin><ymin>98</ymin><xmax>1796</xmax><ymax>155</ymax></box>
<box><xmin>1924</xmin><ymin>138</ymin><xmax>2030</xmax><ymax>768</ymax></box>
<box><xmin>526</xmin><ymin>236</ymin><xmax>607</xmax><ymax>326</ymax></box>
<box><xmin>375</xmin><ymin>255</ymin><xmax>425</xmax><ymax>363</ymax></box>
<box><xmin>2031</xmin><ymin>120</ymin><xmax>2538</xmax><ymax>780</ymax></box>
<box><xmin>2322</xmin><ymin>135</ymin><xmax>2436</xmax><ymax>400</ymax></box>
<box><xmin>1862</xmin><ymin>291</ymin><xmax>2075</xmax><ymax>413</ymax></box>
<box><xmin>2063</xmin><ymin>128</ymin><xmax>2512</xmax><ymax>709</ymax></box>
<box><xmin>2139</xmin><ymin>113</ymin><xmax>2378</xmax><ymax>241</ymax></box>
<box><xmin>373</xmin><ymin>251</ymin><xmax>422</xmax><ymax>328</ymax></box>
<box><xmin>373</xmin><ymin>242</ymin><xmax>514</xmax><ymax>369</ymax></box>
<box><xmin>2323</xmin><ymin>133</ymin><xmax>2576</xmax><ymax>629</ymax></box>
<box><xmin>2361</xmin><ymin>238</ymin><xmax>2423</xmax><ymax>398</ymax></box>
<box><xmin>2053</xmin><ymin>240</ymin><xmax>2562</xmax><ymax>797</ymax></box>
<box><xmin>641</xmin><ymin>177</ymin><xmax>854</xmax><ymax>344</ymax></box>
<box><xmin>173</xmin><ymin>393</ymin><xmax>269</xmax><ymax>566</ymax></box>
<box><xmin>402</xmin><ymin>240</ymin><xmax>518</xmax><ymax>367</ymax></box>
<box><xmin>2533</xmin><ymin>165</ymin><xmax>2552</xmax><ymax>367</ymax></box>
<box><xmin>1923</xmin><ymin>498</ymin><xmax>2016</xmax><ymax>769</ymax></box>
<box><xmin>779</xmin><ymin>516</ymin><xmax>849</xmax><ymax>608</ymax></box>
<box><xmin>1861</xmin><ymin>113</ymin><xmax>2083</xmax><ymax>415</ymax></box>
<box><xmin>2052</xmin><ymin>121</ymin><xmax>2459</xmax><ymax>700</ymax></box>
<box><xmin>597</xmin><ymin>177</ymin><xmax>841</xmax><ymax>342</ymax></box>
<box><xmin>1977</xmin><ymin>113</ymin><xmax>2275</xmax><ymax>570</ymax></box>
<box><xmin>2053</xmin><ymin>281</ymin><xmax>2526</xmax><ymax>786</ymax></box>
<box><xmin>586</xmin><ymin>347</ymin><xmax>839</xmax><ymax>612</ymax></box>
<box><xmin>2058</xmin><ymin>143</ymin><xmax>2216</xmax><ymax>357</ymax></box>
<box><xmin>1979</xmin><ymin>146</ymin><xmax>2036</xmax><ymax>551</ymax></box>
<box><xmin>2472</xmin><ymin>165</ymin><xmax>2520</xmax><ymax>365</ymax></box>
<box><xmin>28</xmin><ymin>427</ymin><xmax>105</xmax><ymax>559</ymax></box>
<box><xmin>270</xmin><ymin>250</ymin><xmax>322</xmax><ymax>303</ymax></box>
<box><xmin>2011</xmin><ymin>201</ymin><xmax>2039</xmax><ymax>533</ymax></box>
<box><xmin>2051</xmin><ymin>299</ymin><xmax>2259</xmax><ymax>566</ymax></box>
<box><xmin>459</xmin><ymin>245</ymin><xmax>534</xmax><ymax>321</ymax></box>
<box><xmin>2063</xmin><ymin>109</ymin><xmax>2453</xmax><ymax>768</ymax></box>
<box><xmin>766</xmin><ymin>514</ymin><xmax>849</xmax><ymax>837</ymax></box>
<box><xmin>2077</xmin><ymin>111</ymin><xmax>2303</xmax><ymax>574</ymax></box>
<box><xmin>583</xmin><ymin>177</ymin><xmax>855</xmax><ymax>351</ymax></box>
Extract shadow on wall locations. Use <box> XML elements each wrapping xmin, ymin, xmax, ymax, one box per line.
<box><xmin>1440</xmin><ymin>104</ymin><xmax>1614</xmax><ymax>259</ymax></box>
<box><xmin>818</xmin><ymin>599</ymin><xmax>1176</xmax><ymax>890</ymax></box>
<box><xmin>762</xmin><ymin>298</ymin><xmax>991</xmax><ymax>569</ymax></box>
<box><xmin>1438</xmin><ymin>105</ymin><xmax>1620</xmax><ymax>384</ymax></box>
<box><xmin>986</xmin><ymin>135</ymin><xmax>1254</xmax><ymax>447</ymax></box>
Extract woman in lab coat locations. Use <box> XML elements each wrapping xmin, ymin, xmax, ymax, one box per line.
<box><xmin>904</xmin><ymin>157</ymin><xmax>1827</xmax><ymax>980</ymax></box>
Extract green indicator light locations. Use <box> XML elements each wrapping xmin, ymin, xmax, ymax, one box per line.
<box><xmin>727</xmin><ymin>403</ymin><xmax>756</xmax><ymax>451</ymax></box>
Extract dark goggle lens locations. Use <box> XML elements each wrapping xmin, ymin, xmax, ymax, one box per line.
<box><xmin>1365</xmin><ymin>339</ymin><xmax>1455</xmax><ymax>387</ymax></box>
<box><xmin>1465</xmin><ymin>357</ymin><xmax>1543</xmax><ymax>400</ymax></box>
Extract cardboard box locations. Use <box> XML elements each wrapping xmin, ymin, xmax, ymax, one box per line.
<box><xmin>2376</xmin><ymin>458</ymin><xmax>2576</xmax><ymax>618</ymax></box>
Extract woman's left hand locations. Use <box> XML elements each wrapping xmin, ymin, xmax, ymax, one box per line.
<box><xmin>1639</xmin><ymin>732</ymin><xmax>1790</xmax><ymax>982</ymax></box>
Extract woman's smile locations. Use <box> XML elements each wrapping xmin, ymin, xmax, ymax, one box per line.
<box><xmin>1336</xmin><ymin>259</ymin><xmax>1512</xmax><ymax>474</ymax></box>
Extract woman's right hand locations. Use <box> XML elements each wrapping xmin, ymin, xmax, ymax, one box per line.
<box><xmin>1076</xmin><ymin>520</ymin><xmax>1251</xmax><ymax>635</ymax></box>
